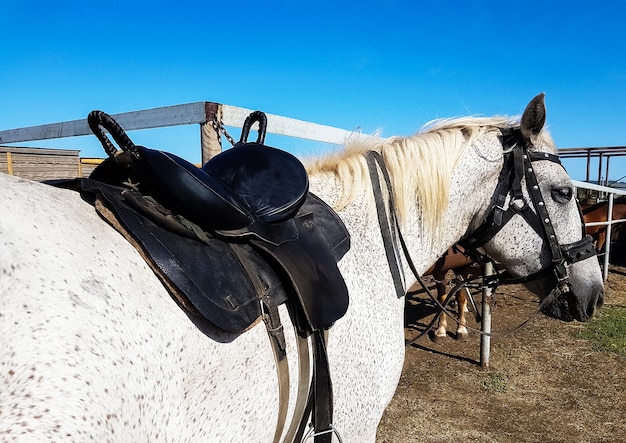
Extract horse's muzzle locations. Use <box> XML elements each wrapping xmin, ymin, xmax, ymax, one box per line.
<box><xmin>542</xmin><ymin>286</ymin><xmax>604</xmax><ymax>322</ymax></box>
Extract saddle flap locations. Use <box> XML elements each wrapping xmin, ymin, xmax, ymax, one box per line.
<box><xmin>250</xmin><ymin>213</ymin><xmax>350</xmax><ymax>332</ymax></box>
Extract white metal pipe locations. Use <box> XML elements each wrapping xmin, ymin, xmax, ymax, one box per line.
<box><xmin>480</xmin><ymin>261</ymin><xmax>494</xmax><ymax>368</ymax></box>
<box><xmin>603</xmin><ymin>194</ymin><xmax>615</xmax><ymax>281</ymax></box>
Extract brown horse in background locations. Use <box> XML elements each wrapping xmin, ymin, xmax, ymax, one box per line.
<box><xmin>581</xmin><ymin>196</ymin><xmax>626</xmax><ymax>252</ymax></box>
<box><xmin>422</xmin><ymin>247</ymin><xmax>482</xmax><ymax>341</ymax></box>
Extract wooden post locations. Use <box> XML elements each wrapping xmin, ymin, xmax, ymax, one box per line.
<box><xmin>6</xmin><ymin>151</ymin><xmax>13</xmax><ymax>175</ymax></box>
<box><xmin>480</xmin><ymin>261</ymin><xmax>494</xmax><ymax>368</ymax></box>
<box><xmin>201</xmin><ymin>102</ymin><xmax>223</xmax><ymax>165</ymax></box>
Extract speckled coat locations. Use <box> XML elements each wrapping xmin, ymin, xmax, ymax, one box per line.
<box><xmin>0</xmin><ymin>96</ymin><xmax>603</xmax><ymax>442</ymax></box>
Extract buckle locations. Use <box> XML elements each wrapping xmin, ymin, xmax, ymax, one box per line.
<box><xmin>303</xmin><ymin>424</ymin><xmax>344</xmax><ymax>442</ymax></box>
<box><xmin>510</xmin><ymin>198</ymin><xmax>526</xmax><ymax>211</ymax></box>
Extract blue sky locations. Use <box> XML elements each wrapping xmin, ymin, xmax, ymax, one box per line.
<box><xmin>2</xmin><ymin>1</ymin><xmax>625</xmax><ymax>181</ymax></box>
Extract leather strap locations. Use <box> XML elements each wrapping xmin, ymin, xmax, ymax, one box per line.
<box><xmin>366</xmin><ymin>151</ymin><xmax>405</xmax><ymax>298</ymax></box>
<box><xmin>283</xmin><ymin>334</ymin><xmax>312</xmax><ymax>443</ymax></box>
<box><xmin>262</xmin><ymin>297</ymin><xmax>290</xmax><ymax>443</ymax></box>
<box><xmin>311</xmin><ymin>330</ymin><xmax>333</xmax><ymax>443</ymax></box>
<box><xmin>293</xmin><ymin>330</ymin><xmax>336</xmax><ymax>443</ymax></box>
<box><xmin>459</xmin><ymin>127</ymin><xmax>591</xmax><ymax>289</ymax></box>
<box><xmin>230</xmin><ymin>245</ymin><xmax>290</xmax><ymax>443</ymax></box>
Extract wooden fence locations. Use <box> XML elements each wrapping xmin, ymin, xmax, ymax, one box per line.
<box><xmin>0</xmin><ymin>147</ymin><xmax>81</xmax><ymax>180</ymax></box>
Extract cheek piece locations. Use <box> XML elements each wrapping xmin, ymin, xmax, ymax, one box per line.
<box><xmin>459</xmin><ymin>128</ymin><xmax>596</xmax><ymax>302</ymax></box>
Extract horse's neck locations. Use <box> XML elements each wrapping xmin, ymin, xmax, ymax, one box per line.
<box><xmin>396</xmin><ymin>195</ymin><xmax>480</xmax><ymax>278</ymax></box>
<box><xmin>400</xmin><ymin>138</ymin><xmax>503</xmax><ymax>276</ymax></box>
<box><xmin>308</xmin><ymin>137</ymin><xmax>502</xmax><ymax>287</ymax></box>
<box><xmin>378</xmin><ymin>137</ymin><xmax>502</xmax><ymax>279</ymax></box>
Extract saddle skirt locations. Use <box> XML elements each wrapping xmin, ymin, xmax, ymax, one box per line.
<box><xmin>79</xmin><ymin>178</ymin><xmax>350</xmax><ymax>334</ymax></box>
<box><xmin>77</xmin><ymin>121</ymin><xmax>351</xmax><ymax>335</ymax></box>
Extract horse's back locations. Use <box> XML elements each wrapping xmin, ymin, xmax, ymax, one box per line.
<box><xmin>0</xmin><ymin>174</ymin><xmax>284</xmax><ymax>441</ymax></box>
<box><xmin>0</xmin><ymin>173</ymin><xmax>402</xmax><ymax>442</ymax></box>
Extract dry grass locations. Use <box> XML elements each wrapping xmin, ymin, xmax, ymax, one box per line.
<box><xmin>377</xmin><ymin>266</ymin><xmax>626</xmax><ymax>443</ymax></box>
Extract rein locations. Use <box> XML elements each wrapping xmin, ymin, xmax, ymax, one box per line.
<box><xmin>366</xmin><ymin>151</ymin><xmax>406</xmax><ymax>298</ymax></box>
<box><xmin>404</xmin><ymin>267</ymin><xmax>568</xmax><ymax>346</ymax></box>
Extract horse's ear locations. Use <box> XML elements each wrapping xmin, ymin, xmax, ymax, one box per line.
<box><xmin>520</xmin><ymin>93</ymin><xmax>546</xmax><ymax>141</ymax></box>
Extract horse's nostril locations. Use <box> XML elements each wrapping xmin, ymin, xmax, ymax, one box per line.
<box><xmin>586</xmin><ymin>291</ymin><xmax>604</xmax><ymax>319</ymax></box>
<box><xmin>596</xmin><ymin>291</ymin><xmax>605</xmax><ymax>309</ymax></box>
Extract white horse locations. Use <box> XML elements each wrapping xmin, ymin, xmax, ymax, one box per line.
<box><xmin>0</xmin><ymin>94</ymin><xmax>603</xmax><ymax>442</ymax></box>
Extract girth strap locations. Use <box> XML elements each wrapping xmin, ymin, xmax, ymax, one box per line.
<box><xmin>311</xmin><ymin>330</ymin><xmax>334</xmax><ymax>443</ymax></box>
<box><xmin>282</xmin><ymin>334</ymin><xmax>312</xmax><ymax>443</ymax></box>
<box><xmin>261</xmin><ymin>296</ymin><xmax>290</xmax><ymax>443</ymax></box>
<box><xmin>230</xmin><ymin>244</ymin><xmax>289</xmax><ymax>443</ymax></box>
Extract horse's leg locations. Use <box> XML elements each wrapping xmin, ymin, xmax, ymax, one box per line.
<box><xmin>597</xmin><ymin>229</ymin><xmax>607</xmax><ymax>252</ymax></box>
<box><xmin>433</xmin><ymin>271</ymin><xmax>449</xmax><ymax>342</ymax></box>
<box><xmin>455</xmin><ymin>286</ymin><xmax>470</xmax><ymax>341</ymax></box>
<box><xmin>455</xmin><ymin>266</ymin><xmax>480</xmax><ymax>340</ymax></box>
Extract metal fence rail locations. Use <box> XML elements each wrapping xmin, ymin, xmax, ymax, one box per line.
<box><xmin>573</xmin><ymin>180</ymin><xmax>626</xmax><ymax>280</ymax></box>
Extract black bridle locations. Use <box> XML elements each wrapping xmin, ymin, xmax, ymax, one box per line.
<box><xmin>367</xmin><ymin>127</ymin><xmax>597</xmax><ymax>341</ymax></box>
<box><xmin>458</xmin><ymin>127</ymin><xmax>596</xmax><ymax>292</ymax></box>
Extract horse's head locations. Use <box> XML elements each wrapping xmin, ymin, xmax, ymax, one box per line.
<box><xmin>462</xmin><ymin>94</ymin><xmax>604</xmax><ymax>322</ymax></box>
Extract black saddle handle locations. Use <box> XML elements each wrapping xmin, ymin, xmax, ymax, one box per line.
<box><xmin>238</xmin><ymin>111</ymin><xmax>267</xmax><ymax>145</ymax></box>
<box><xmin>88</xmin><ymin>110</ymin><xmax>137</xmax><ymax>158</ymax></box>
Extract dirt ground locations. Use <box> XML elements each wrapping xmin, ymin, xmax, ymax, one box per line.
<box><xmin>376</xmin><ymin>265</ymin><xmax>626</xmax><ymax>443</ymax></box>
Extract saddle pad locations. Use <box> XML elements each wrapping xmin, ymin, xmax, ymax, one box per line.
<box><xmin>79</xmin><ymin>179</ymin><xmax>350</xmax><ymax>334</ymax></box>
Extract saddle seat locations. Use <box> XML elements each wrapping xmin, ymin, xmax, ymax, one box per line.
<box><xmin>137</xmin><ymin>142</ymin><xmax>309</xmax><ymax>237</ymax></box>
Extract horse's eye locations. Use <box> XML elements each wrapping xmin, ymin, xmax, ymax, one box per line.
<box><xmin>551</xmin><ymin>187</ymin><xmax>573</xmax><ymax>203</ymax></box>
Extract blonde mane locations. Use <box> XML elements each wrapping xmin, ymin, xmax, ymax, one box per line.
<box><xmin>305</xmin><ymin>115</ymin><xmax>553</xmax><ymax>237</ymax></box>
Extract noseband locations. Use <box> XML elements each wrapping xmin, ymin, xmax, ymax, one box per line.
<box><xmin>458</xmin><ymin>127</ymin><xmax>596</xmax><ymax>292</ymax></box>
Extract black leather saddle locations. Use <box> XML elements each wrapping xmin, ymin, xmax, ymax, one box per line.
<box><xmin>84</xmin><ymin>110</ymin><xmax>350</xmax><ymax>335</ymax></box>
<box><xmin>91</xmin><ymin>111</ymin><xmax>308</xmax><ymax>235</ymax></box>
